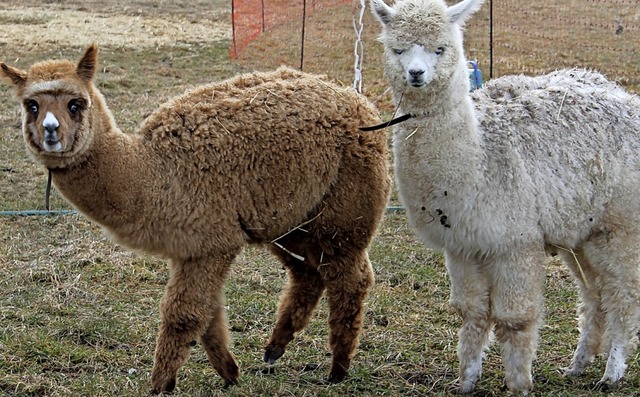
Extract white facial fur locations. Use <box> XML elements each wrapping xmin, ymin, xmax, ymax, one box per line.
<box><xmin>371</xmin><ymin>0</ymin><xmax>484</xmax><ymax>92</ymax></box>
<box><xmin>43</xmin><ymin>111</ymin><xmax>59</xmax><ymax>130</ymax></box>
<box><xmin>393</xmin><ymin>45</ymin><xmax>442</xmax><ymax>87</ymax></box>
<box><xmin>42</xmin><ymin>111</ymin><xmax>63</xmax><ymax>152</ymax></box>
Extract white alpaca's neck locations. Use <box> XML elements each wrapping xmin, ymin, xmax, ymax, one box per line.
<box><xmin>393</xmin><ymin>61</ymin><xmax>480</xmax><ymax>151</ymax></box>
<box><xmin>391</xmin><ymin>58</ymin><xmax>485</xmax><ymax>250</ymax></box>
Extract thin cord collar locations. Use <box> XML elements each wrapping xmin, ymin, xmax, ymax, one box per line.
<box><xmin>359</xmin><ymin>87</ymin><xmax>415</xmax><ymax>131</ymax></box>
<box><xmin>359</xmin><ymin>113</ymin><xmax>414</xmax><ymax>131</ymax></box>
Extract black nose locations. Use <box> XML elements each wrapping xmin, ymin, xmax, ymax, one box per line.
<box><xmin>409</xmin><ymin>69</ymin><xmax>424</xmax><ymax>77</ymax></box>
<box><xmin>44</xmin><ymin>124</ymin><xmax>57</xmax><ymax>134</ymax></box>
<box><xmin>44</xmin><ymin>129</ymin><xmax>59</xmax><ymax>145</ymax></box>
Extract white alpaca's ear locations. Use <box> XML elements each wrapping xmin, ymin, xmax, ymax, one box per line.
<box><xmin>446</xmin><ymin>0</ymin><xmax>485</xmax><ymax>25</ymax></box>
<box><xmin>0</xmin><ymin>63</ymin><xmax>28</xmax><ymax>88</ymax></box>
<box><xmin>76</xmin><ymin>44</ymin><xmax>98</xmax><ymax>82</ymax></box>
<box><xmin>370</xmin><ymin>0</ymin><xmax>396</xmax><ymax>26</ymax></box>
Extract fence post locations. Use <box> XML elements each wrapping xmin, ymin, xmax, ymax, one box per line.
<box><xmin>489</xmin><ymin>0</ymin><xmax>493</xmax><ymax>79</ymax></box>
<box><xmin>300</xmin><ymin>0</ymin><xmax>307</xmax><ymax>70</ymax></box>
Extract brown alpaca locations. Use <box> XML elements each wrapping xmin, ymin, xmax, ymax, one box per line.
<box><xmin>1</xmin><ymin>45</ymin><xmax>391</xmax><ymax>393</ymax></box>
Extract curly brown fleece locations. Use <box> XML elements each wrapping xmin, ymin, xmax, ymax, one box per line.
<box><xmin>1</xmin><ymin>45</ymin><xmax>391</xmax><ymax>393</ymax></box>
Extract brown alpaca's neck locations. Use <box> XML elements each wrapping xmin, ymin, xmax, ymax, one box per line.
<box><xmin>50</xmin><ymin>96</ymin><xmax>147</xmax><ymax>229</ymax></box>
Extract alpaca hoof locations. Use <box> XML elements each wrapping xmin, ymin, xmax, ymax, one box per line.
<box><xmin>594</xmin><ymin>378</ymin><xmax>621</xmax><ymax>391</ymax></box>
<box><xmin>264</xmin><ymin>345</ymin><xmax>285</xmax><ymax>364</ymax></box>
<box><xmin>150</xmin><ymin>377</ymin><xmax>176</xmax><ymax>394</ymax></box>
<box><xmin>327</xmin><ymin>367</ymin><xmax>347</xmax><ymax>383</ymax></box>
<box><xmin>458</xmin><ymin>380</ymin><xmax>476</xmax><ymax>394</ymax></box>
<box><xmin>563</xmin><ymin>366</ymin><xmax>584</xmax><ymax>377</ymax></box>
<box><xmin>223</xmin><ymin>378</ymin><xmax>239</xmax><ymax>389</ymax></box>
<box><xmin>220</xmin><ymin>362</ymin><xmax>241</xmax><ymax>386</ymax></box>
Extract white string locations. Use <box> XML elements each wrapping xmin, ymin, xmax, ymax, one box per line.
<box><xmin>352</xmin><ymin>0</ymin><xmax>366</xmax><ymax>93</ymax></box>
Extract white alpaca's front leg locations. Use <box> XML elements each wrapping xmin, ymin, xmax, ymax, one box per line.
<box><xmin>445</xmin><ymin>251</ymin><xmax>492</xmax><ymax>394</ymax></box>
<box><xmin>458</xmin><ymin>317</ymin><xmax>492</xmax><ymax>394</ymax></box>
<box><xmin>490</xmin><ymin>249</ymin><xmax>546</xmax><ymax>394</ymax></box>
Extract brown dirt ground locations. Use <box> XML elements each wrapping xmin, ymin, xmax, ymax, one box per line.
<box><xmin>0</xmin><ymin>0</ymin><xmax>230</xmax><ymax>55</ymax></box>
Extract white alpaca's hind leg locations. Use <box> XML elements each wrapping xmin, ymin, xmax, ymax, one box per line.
<box><xmin>490</xmin><ymin>249</ymin><xmax>546</xmax><ymax>394</ymax></box>
<box><xmin>557</xmin><ymin>249</ymin><xmax>603</xmax><ymax>376</ymax></box>
<box><xmin>597</xmin><ymin>292</ymin><xmax>634</xmax><ymax>389</ymax></box>
<box><xmin>582</xmin><ymin>234</ymin><xmax>640</xmax><ymax>389</ymax></box>
<box><xmin>445</xmin><ymin>251</ymin><xmax>492</xmax><ymax>394</ymax></box>
<box><xmin>599</xmin><ymin>341</ymin><xmax>628</xmax><ymax>389</ymax></box>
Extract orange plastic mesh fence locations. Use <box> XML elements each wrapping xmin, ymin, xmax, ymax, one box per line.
<box><xmin>231</xmin><ymin>0</ymin><xmax>352</xmax><ymax>60</ymax></box>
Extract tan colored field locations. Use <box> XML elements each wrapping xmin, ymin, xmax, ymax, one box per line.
<box><xmin>235</xmin><ymin>0</ymin><xmax>640</xmax><ymax>107</ymax></box>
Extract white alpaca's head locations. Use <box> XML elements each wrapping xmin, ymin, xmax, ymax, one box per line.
<box><xmin>370</xmin><ymin>0</ymin><xmax>484</xmax><ymax>91</ymax></box>
<box><xmin>1</xmin><ymin>45</ymin><xmax>98</xmax><ymax>164</ymax></box>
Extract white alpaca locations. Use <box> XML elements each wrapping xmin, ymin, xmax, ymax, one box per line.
<box><xmin>370</xmin><ymin>0</ymin><xmax>640</xmax><ymax>393</ymax></box>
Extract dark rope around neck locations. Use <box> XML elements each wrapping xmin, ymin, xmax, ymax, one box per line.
<box><xmin>45</xmin><ymin>169</ymin><xmax>52</xmax><ymax>211</ymax></box>
<box><xmin>359</xmin><ymin>88</ymin><xmax>414</xmax><ymax>131</ymax></box>
<box><xmin>359</xmin><ymin>113</ymin><xmax>414</xmax><ymax>131</ymax></box>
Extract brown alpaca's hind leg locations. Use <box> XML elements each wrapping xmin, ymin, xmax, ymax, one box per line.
<box><xmin>264</xmin><ymin>245</ymin><xmax>326</xmax><ymax>364</ymax></box>
<box><xmin>151</xmin><ymin>255</ymin><xmax>235</xmax><ymax>394</ymax></box>
<box><xmin>200</xmin><ymin>290</ymin><xmax>240</xmax><ymax>386</ymax></box>
<box><xmin>321</xmin><ymin>250</ymin><xmax>374</xmax><ymax>383</ymax></box>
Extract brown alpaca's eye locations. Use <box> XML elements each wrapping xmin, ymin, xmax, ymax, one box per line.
<box><xmin>26</xmin><ymin>100</ymin><xmax>38</xmax><ymax>115</ymax></box>
<box><xmin>68</xmin><ymin>100</ymin><xmax>81</xmax><ymax>115</ymax></box>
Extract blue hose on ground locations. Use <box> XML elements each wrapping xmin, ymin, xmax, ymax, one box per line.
<box><xmin>0</xmin><ymin>207</ymin><xmax>406</xmax><ymax>217</ymax></box>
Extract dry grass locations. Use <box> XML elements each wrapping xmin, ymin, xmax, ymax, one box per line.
<box><xmin>236</xmin><ymin>0</ymin><xmax>639</xmax><ymax>116</ymax></box>
<box><xmin>1</xmin><ymin>1</ymin><xmax>639</xmax><ymax>396</ymax></box>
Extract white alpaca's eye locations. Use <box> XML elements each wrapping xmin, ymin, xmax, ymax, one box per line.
<box><xmin>435</xmin><ymin>47</ymin><xmax>445</xmax><ymax>55</ymax></box>
<box><xmin>393</xmin><ymin>48</ymin><xmax>404</xmax><ymax>55</ymax></box>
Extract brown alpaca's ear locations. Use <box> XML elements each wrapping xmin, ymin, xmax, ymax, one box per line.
<box><xmin>76</xmin><ymin>44</ymin><xmax>98</xmax><ymax>82</ymax></box>
<box><xmin>0</xmin><ymin>63</ymin><xmax>28</xmax><ymax>88</ymax></box>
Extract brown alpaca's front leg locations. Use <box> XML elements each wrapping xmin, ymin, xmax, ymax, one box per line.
<box><xmin>321</xmin><ymin>251</ymin><xmax>374</xmax><ymax>383</ymax></box>
<box><xmin>151</xmin><ymin>256</ymin><xmax>233</xmax><ymax>394</ymax></box>
<box><xmin>264</xmin><ymin>252</ymin><xmax>326</xmax><ymax>364</ymax></box>
<box><xmin>200</xmin><ymin>290</ymin><xmax>240</xmax><ymax>386</ymax></box>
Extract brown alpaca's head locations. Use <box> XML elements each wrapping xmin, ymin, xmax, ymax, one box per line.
<box><xmin>1</xmin><ymin>45</ymin><xmax>98</xmax><ymax>166</ymax></box>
